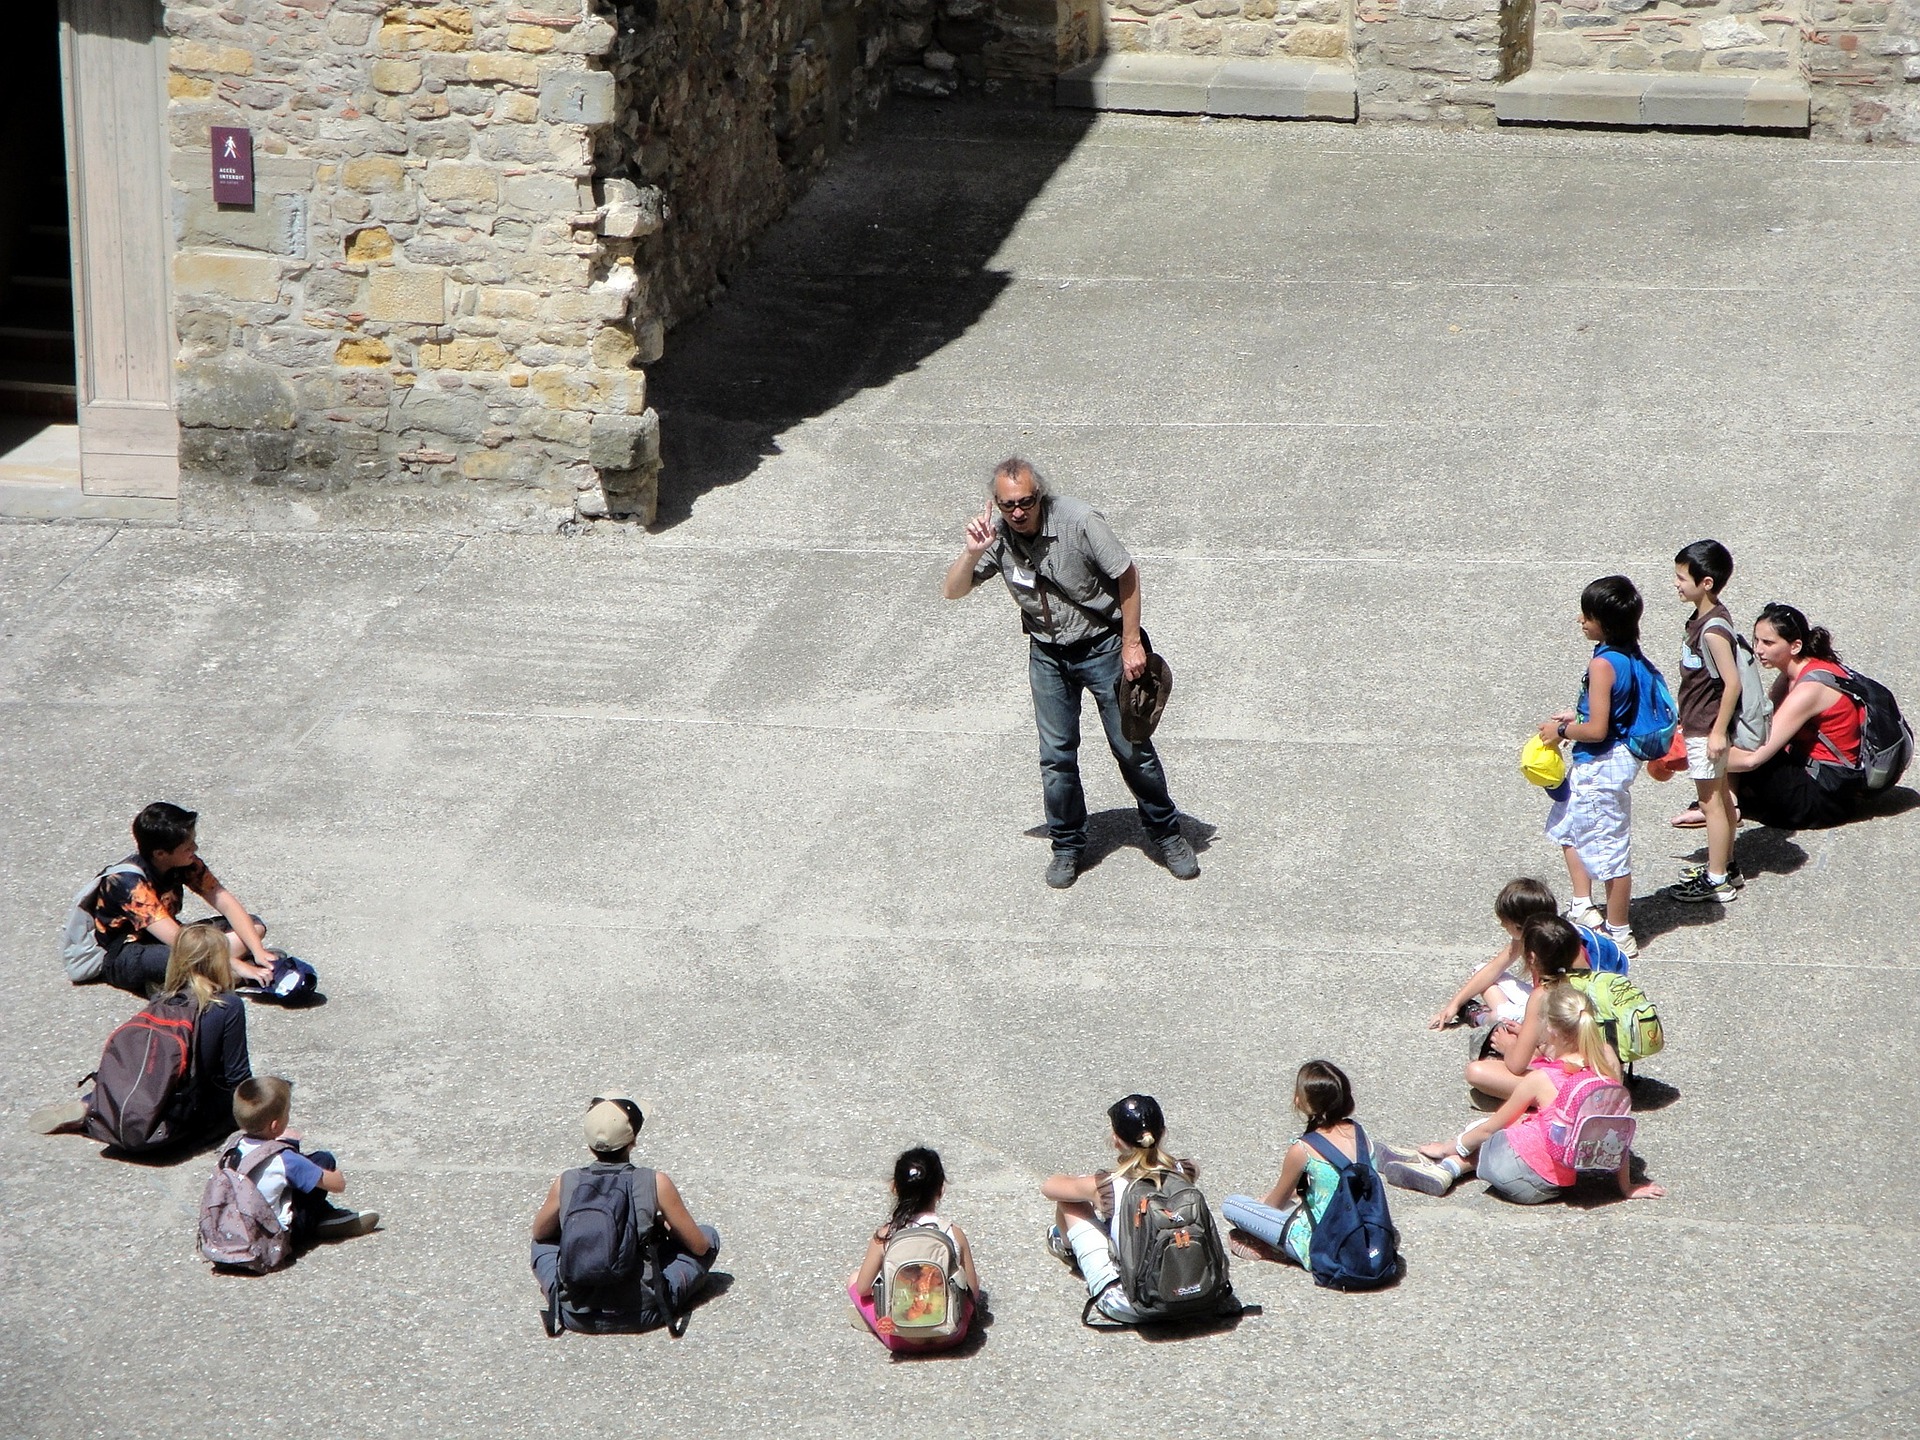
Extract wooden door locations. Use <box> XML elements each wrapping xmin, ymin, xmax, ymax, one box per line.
<box><xmin>59</xmin><ymin>0</ymin><xmax>177</xmax><ymax>498</ymax></box>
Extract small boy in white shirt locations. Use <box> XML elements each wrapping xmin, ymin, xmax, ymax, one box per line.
<box><xmin>230</xmin><ymin>1077</ymin><xmax>377</xmax><ymax>1243</ymax></box>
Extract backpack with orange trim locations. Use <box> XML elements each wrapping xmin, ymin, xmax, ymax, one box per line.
<box><xmin>81</xmin><ymin>995</ymin><xmax>198</xmax><ymax>1152</ymax></box>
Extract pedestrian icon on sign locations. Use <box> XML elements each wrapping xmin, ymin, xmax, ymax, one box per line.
<box><xmin>210</xmin><ymin>125</ymin><xmax>254</xmax><ymax>207</ymax></box>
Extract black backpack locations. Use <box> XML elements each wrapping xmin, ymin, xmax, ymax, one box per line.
<box><xmin>1300</xmin><ymin>1125</ymin><xmax>1402</xmax><ymax>1291</ymax></box>
<box><xmin>1086</xmin><ymin>1169</ymin><xmax>1234</xmax><ymax>1326</ymax></box>
<box><xmin>543</xmin><ymin>1163</ymin><xmax>686</xmax><ymax>1338</ymax></box>
<box><xmin>1804</xmin><ymin>666</ymin><xmax>1914</xmax><ymax>793</ymax></box>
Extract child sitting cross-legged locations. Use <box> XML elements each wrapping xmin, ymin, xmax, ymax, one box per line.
<box><xmin>224</xmin><ymin>1077</ymin><xmax>378</xmax><ymax>1247</ymax></box>
<box><xmin>1221</xmin><ymin>1060</ymin><xmax>1381</xmax><ymax>1272</ymax></box>
<box><xmin>1377</xmin><ymin>985</ymin><xmax>1666</xmax><ymax>1205</ymax></box>
<box><xmin>848</xmin><ymin>1147</ymin><xmax>982</xmax><ymax>1353</ymax></box>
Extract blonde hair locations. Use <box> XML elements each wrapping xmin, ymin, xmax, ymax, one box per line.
<box><xmin>1542</xmin><ymin>982</ymin><xmax>1621</xmax><ymax>1082</ymax></box>
<box><xmin>233</xmin><ymin>1076</ymin><xmax>292</xmax><ymax>1138</ymax></box>
<box><xmin>162</xmin><ymin>923</ymin><xmax>235</xmax><ymax>1015</ymax></box>
<box><xmin>1110</xmin><ymin>1136</ymin><xmax>1184</xmax><ymax>1183</ymax></box>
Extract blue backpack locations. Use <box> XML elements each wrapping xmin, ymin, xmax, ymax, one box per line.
<box><xmin>1575</xmin><ymin>924</ymin><xmax>1630</xmax><ymax>975</ymax></box>
<box><xmin>1300</xmin><ymin>1125</ymin><xmax>1402</xmax><ymax>1291</ymax></box>
<box><xmin>1611</xmin><ymin>650</ymin><xmax>1678</xmax><ymax>762</ymax></box>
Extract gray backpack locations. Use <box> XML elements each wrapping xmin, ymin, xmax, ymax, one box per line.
<box><xmin>60</xmin><ymin>861</ymin><xmax>144</xmax><ymax>983</ymax></box>
<box><xmin>197</xmin><ymin>1136</ymin><xmax>293</xmax><ymax>1273</ymax></box>
<box><xmin>1700</xmin><ymin>616</ymin><xmax>1774</xmax><ymax>750</ymax></box>
<box><xmin>1088</xmin><ymin>1170</ymin><xmax>1234</xmax><ymax>1326</ymax></box>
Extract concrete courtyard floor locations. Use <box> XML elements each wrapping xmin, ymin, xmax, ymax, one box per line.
<box><xmin>5</xmin><ymin>103</ymin><xmax>1920</xmax><ymax>1438</ymax></box>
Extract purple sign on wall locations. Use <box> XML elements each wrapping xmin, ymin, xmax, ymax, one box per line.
<box><xmin>211</xmin><ymin>126</ymin><xmax>254</xmax><ymax>207</ymax></box>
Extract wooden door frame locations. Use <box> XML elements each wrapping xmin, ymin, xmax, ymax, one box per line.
<box><xmin>58</xmin><ymin>0</ymin><xmax>179</xmax><ymax>500</ymax></box>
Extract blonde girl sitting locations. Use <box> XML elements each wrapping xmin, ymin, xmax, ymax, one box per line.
<box><xmin>1378</xmin><ymin>984</ymin><xmax>1665</xmax><ymax>1205</ymax></box>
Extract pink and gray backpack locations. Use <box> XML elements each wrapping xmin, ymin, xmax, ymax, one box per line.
<box><xmin>197</xmin><ymin>1136</ymin><xmax>293</xmax><ymax>1273</ymax></box>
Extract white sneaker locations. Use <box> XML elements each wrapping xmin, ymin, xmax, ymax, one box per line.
<box><xmin>1606</xmin><ymin>926</ymin><xmax>1640</xmax><ymax>960</ymax></box>
<box><xmin>1566</xmin><ymin>901</ymin><xmax>1606</xmax><ymax>929</ymax></box>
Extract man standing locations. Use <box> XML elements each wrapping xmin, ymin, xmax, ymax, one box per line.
<box><xmin>943</xmin><ymin>457</ymin><xmax>1198</xmax><ymax>889</ymax></box>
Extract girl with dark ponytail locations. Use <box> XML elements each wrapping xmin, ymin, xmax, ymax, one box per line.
<box><xmin>1221</xmin><ymin>1061</ymin><xmax>1378</xmax><ymax>1271</ymax></box>
<box><xmin>849</xmin><ymin>1147</ymin><xmax>981</xmax><ymax>1352</ymax></box>
<box><xmin>1728</xmin><ymin>603</ymin><xmax>1870</xmax><ymax>828</ymax></box>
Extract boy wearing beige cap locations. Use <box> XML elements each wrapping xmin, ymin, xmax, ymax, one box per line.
<box><xmin>530</xmin><ymin>1093</ymin><xmax>720</xmax><ymax>1335</ymax></box>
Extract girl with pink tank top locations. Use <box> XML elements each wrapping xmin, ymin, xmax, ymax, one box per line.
<box><xmin>1374</xmin><ymin>983</ymin><xmax>1667</xmax><ymax>1206</ymax></box>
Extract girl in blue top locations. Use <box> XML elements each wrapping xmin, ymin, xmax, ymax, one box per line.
<box><xmin>1538</xmin><ymin>575</ymin><xmax>1648</xmax><ymax>960</ymax></box>
<box><xmin>1221</xmin><ymin>1061</ymin><xmax>1361</xmax><ymax>1269</ymax></box>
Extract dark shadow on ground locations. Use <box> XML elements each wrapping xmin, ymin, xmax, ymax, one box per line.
<box><xmin>1626</xmin><ymin>1075</ymin><xmax>1681</xmax><ymax>1112</ymax></box>
<box><xmin>1130</xmin><ymin>1301</ymin><xmax>1264</xmax><ymax>1341</ymax></box>
<box><xmin>646</xmin><ymin>98</ymin><xmax>1097</xmax><ymax>529</ymax></box>
<box><xmin>1023</xmin><ymin>809</ymin><xmax>1218</xmax><ymax>873</ymax></box>
<box><xmin>1634</xmin><ymin>825</ymin><xmax>1809</xmax><ymax>944</ymax></box>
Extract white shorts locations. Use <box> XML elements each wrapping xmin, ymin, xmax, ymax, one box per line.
<box><xmin>1544</xmin><ymin>744</ymin><xmax>1639</xmax><ymax>883</ymax></box>
<box><xmin>1685</xmin><ymin>735</ymin><xmax>1728</xmax><ymax>782</ymax></box>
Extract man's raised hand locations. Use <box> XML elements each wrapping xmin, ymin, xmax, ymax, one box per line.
<box><xmin>964</xmin><ymin>501</ymin><xmax>997</xmax><ymax>556</ymax></box>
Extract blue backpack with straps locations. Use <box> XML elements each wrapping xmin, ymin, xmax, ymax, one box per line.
<box><xmin>1301</xmin><ymin>1124</ymin><xmax>1403</xmax><ymax>1291</ymax></box>
<box><xmin>1601</xmin><ymin>648</ymin><xmax>1678</xmax><ymax>762</ymax></box>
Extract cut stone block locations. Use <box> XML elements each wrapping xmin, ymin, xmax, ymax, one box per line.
<box><xmin>1642</xmin><ymin>75</ymin><xmax>1753</xmax><ymax>128</ymax></box>
<box><xmin>1495</xmin><ymin>70</ymin><xmax>1809</xmax><ymax>131</ymax></box>
<box><xmin>1057</xmin><ymin>54</ymin><xmax>1358</xmax><ymax>122</ymax></box>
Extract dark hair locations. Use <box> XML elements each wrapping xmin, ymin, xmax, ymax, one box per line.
<box><xmin>1674</xmin><ymin>540</ymin><xmax>1734</xmax><ymax>594</ymax></box>
<box><xmin>1580</xmin><ymin>575</ymin><xmax>1643</xmax><ymax>649</ymax></box>
<box><xmin>1494</xmin><ymin>877</ymin><xmax>1558</xmax><ymax>928</ymax></box>
<box><xmin>1522</xmin><ymin>914</ymin><xmax>1583</xmax><ymax>979</ymax></box>
<box><xmin>132</xmin><ymin>802</ymin><xmax>198</xmax><ymax>862</ymax></box>
<box><xmin>1757</xmin><ymin>603</ymin><xmax>1839</xmax><ymax>663</ymax></box>
<box><xmin>1107</xmin><ymin>1093</ymin><xmax>1166</xmax><ymax>1148</ymax></box>
<box><xmin>1294</xmin><ymin>1060</ymin><xmax>1354</xmax><ymax>1133</ymax></box>
<box><xmin>888</xmin><ymin>1146</ymin><xmax>946</xmax><ymax>1231</ymax></box>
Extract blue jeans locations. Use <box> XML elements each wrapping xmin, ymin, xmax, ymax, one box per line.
<box><xmin>1221</xmin><ymin>1195</ymin><xmax>1306</xmax><ymax>1266</ymax></box>
<box><xmin>1028</xmin><ymin>634</ymin><xmax>1180</xmax><ymax>854</ymax></box>
<box><xmin>290</xmin><ymin>1150</ymin><xmax>339</xmax><ymax>1239</ymax></box>
<box><xmin>531</xmin><ymin>1225</ymin><xmax>721</xmax><ymax>1331</ymax></box>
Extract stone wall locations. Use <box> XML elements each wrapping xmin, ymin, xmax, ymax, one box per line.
<box><xmin>599</xmin><ymin>0</ymin><xmax>894</xmax><ymax>332</ymax></box>
<box><xmin>888</xmin><ymin>0</ymin><xmax>1100</xmax><ymax>92</ymax></box>
<box><xmin>1354</xmin><ymin>0</ymin><xmax>1509</xmax><ymax>122</ymax></box>
<box><xmin>1101</xmin><ymin>1</ymin><xmax>1349</xmax><ymax>61</ymax></box>
<box><xmin>1806</xmin><ymin>0</ymin><xmax>1920</xmax><ymax>140</ymax></box>
<box><xmin>1531</xmin><ymin>2</ymin><xmax>1798</xmax><ymax>75</ymax></box>
<box><xmin>163</xmin><ymin>0</ymin><xmax>895</xmax><ymax>530</ymax></box>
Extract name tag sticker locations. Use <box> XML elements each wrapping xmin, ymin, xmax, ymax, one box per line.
<box><xmin>1006</xmin><ymin>562</ymin><xmax>1037</xmax><ymax>591</ymax></box>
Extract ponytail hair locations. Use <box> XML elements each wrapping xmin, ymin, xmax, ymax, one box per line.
<box><xmin>1521</xmin><ymin>913</ymin><xmax>1583</xmax><ymax>982</ymax></box>
<box><xmin>1542</xmin><ymin>982</ymin><xmax>1621</xmax><ymax>1083</ymax></box>
<box><xmin>1107</xmin><ymin>1093</ymin><xmax>1183</xmax><ymax>1181</ymax></box>
<box><xmin>1294</xmin><ymin>1060</ymin><xmax>1355</xmax><ymax>1133</ymax></box>
<box><xmin>888</xmin><ymin>1146</ymin><xmax>946</xmax><ymax>1232</ymax></box>
<box><xmin>1757</xmin><ymin>602</ymin><xmax>1839</xmax><ymax>664</ymax></box>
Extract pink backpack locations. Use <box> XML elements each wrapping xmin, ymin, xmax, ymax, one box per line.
<box><xmin>197</xmin><ymin>1137</ymin><xmax>292</xmax><ymax>1273</ymax></box>
<box><xmin>1546</xmin><ymin>1073</ymin><xmax>1637</xmax><ymax>1176</ymax></box>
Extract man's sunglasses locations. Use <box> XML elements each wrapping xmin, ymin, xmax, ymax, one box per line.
<box><xmin>996</xmin><ymin>494</ymin><xmax>1039</xmax><ymax>514</ymax></box>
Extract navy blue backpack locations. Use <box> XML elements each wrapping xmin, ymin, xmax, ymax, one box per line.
<box><xmin>1300</xmin><ymin>1124</ymin><xmax>1403</xmax><ymax>1291</ymax></box>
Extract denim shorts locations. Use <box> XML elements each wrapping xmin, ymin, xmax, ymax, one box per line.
<box><xmin>1477</xmin><ymin>1129</ymin><xmax>1563</xmax><ymax>1205</ymax></box>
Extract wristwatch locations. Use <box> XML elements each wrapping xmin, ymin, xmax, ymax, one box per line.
<box><xmin>1556</xmin><ymin>721</ymin><xmax>1569</xmax><ymax>740</ymax></box>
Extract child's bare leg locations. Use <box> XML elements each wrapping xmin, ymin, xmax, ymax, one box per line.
<box><xmin>1464</xmin><ymin>1059</ymin><xmax>1525</xmax><ymax>1100</ymax></box>
<box><xmin>1602</xmin><ymin>874</ymin><xmax>1632</xmax><ymax>930</ymax></box>
<box><xmin>1562</xmin><ymin>846</ymin><xmax>1593</xmax><ymax>908</ymax></box>
<box><xmin>1701</xmin><ymin>775</ymin><xmax>1736</xmax><ymax>876</ymax></box>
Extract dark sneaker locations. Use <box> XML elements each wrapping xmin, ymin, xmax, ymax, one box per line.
<box><xmin>1678</xmin><ymin>859</ymin><xmax>1745</xmax><ymax>890</ymax></box>
<box><xmin>1045</xmin><ymin>851</ymin><xmax>1080</xmax><ymax>889</ymax></box>
<box><xmin>1156</xmin><ymin>833</ymin><xmax>1200</xmax><ymax>880</ymax></box>
<box><xmin>1668</xmin><ymin>872</ymin><xmax>1739</xmax><ymax>904</ymax></box>
<box><xmin>28</xmin><ymin>1099</ymin><xmax>86</xmax><ymax>1135</ymax></box>
<box><xmin>313</xmin><ymin>1208</ymin><xmax>379</xmax><ymax>1241</ymax></box>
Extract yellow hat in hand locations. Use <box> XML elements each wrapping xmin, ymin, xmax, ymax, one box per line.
<box><xmin>1520</xmin><ymin>734</ymin><xmax>1568</xmax><ymax>789</ymax></box>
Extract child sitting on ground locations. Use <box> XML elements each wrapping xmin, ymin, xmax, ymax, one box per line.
<box><xmin>1377</xmin><ymin>984</ymin><xmax>1666</xmax><ymax>1205</ymax></box>
<box><xmin>1428</xmin><ymin>878</ymin><xmax>1627</xmax><ymax>1032</ymax></box>
<box><xmin>78</xmin><ymin>802</ymin><xmax>277</xmax><ymax>996</ymax></box>
<box><xmin>848</xmin><ymin>1147</ymin><xmax>982</xmax><ymax>1353</ymax></box>
<box><xmin>226</xmin><ymin>1076</ymin><xmax>377</xmax><ymax>1246</ymax></box>
<box><xmin>1464</xmin><ymin>914</ymin><xmax>1624</xmax><ymax>1105</ymax></box>
<box><xmin>1221</xmin><ymin>1060</ymin><xmax>1381</xmax><ymax>1272</ymax></box>
<box><xmin>1538</xmin><ymin>576</ymin><xmax>1654</xmax><ymax>959</ymax></box>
